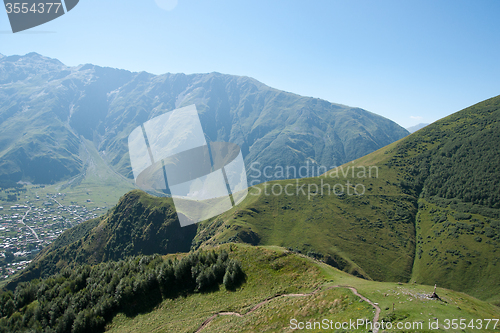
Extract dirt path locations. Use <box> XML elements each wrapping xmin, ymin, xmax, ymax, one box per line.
<box><xmin>343</xmin><ymin>286</ymin><xmax>381</xmax><ymax>333</ymax></box>
<box><xmin>194</xmin><ymin>285</ymin><xmax>381</xmax><ymax>333</ymax></box>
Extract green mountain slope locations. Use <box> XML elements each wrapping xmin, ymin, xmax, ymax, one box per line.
<box><xmin>8</xmin><ymin>95</ymin><xmax>500</xmax><ymax>307</ymax></box>
<box><xmin>397</xmin><ymin>96</ymin><xmax>500</xmax><ymax>303</ymax></box>
<box><xmin>0</xmin><ymin>53</ymin><xmax>408</xmax><ymax>187</ymax></box>
<box><xmin>196</xmin><ymin>94</ymin><xmax>500</xmax><ymax>304</ymax></box>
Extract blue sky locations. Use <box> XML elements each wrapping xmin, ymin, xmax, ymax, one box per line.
<box><xmin>1</xmin><ymin>0</ymin><xmax>499</xmax><ymax>128</ymax></box>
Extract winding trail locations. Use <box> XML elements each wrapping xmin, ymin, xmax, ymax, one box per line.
<box><xmin>194</xmin><ymin>285</ymin><xmax>381</xmax><ymax>333</ymax></box>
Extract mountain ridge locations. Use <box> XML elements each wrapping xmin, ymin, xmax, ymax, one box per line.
<box><xmin>0</xmin><ymin>52</ymin><xmax>409</xmax><ymax>188</ymax></box>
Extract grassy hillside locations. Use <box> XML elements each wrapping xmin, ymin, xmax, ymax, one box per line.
<box><xmin>395</xmin><ymin>96</ymin><xmax>500</xmax><ymax>304</ymax></box>
<box><xmin>193</xmin><ymin>162</ymin><xmax>417</xmax><ymax>283</ymax></box>
<box><xmin>3</xmin><ymin>244</ymin><xmax>499</xmax><ymax>332</ymax></box>
<box><xmin>195</xmin><ymin>94</ymin><xmax>500</xmax><ymax>304</ymax></box>
<box><xmin>105</xmin><ymin>245</ymin><xmax>500</xmax><ymax>332</ymax></box>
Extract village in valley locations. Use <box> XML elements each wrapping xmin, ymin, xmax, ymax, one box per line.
<box><xmin>0</xmin><ymin>186</ymin><xmax>108</xmax><ymax>281</ymax></box>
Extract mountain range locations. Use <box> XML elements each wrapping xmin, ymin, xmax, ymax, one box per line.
<box><xmin>0</xmin><ymin>53</ymin><xmax>408</xmax><ymax>187</ymax></box>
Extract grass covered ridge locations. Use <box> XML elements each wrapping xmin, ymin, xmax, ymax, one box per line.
<box><xmin>106</xmin><ymin>244</ymin><xmax>500</xmax><ymax>333</ymax></box>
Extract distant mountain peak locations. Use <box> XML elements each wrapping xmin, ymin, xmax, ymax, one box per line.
<box><xmin>25</xmin><ymin>51</ymin><xmax>43</xmax><ymax>57</ymax></box>
<box><xmin>0</xmin><ymin>52</ymin><xmax>65</xmax><ymax>69</ymax></box>
<box><xmin>24</xmin><ymin>52</ymin><xmax>65</xmax><ymax>65</ymax></box>
<box><xmin>406</xmin><ymin>123</ymin><xmax>429</xmax><ymax>133</ymax></box>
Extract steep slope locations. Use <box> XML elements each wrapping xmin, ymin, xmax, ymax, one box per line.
<box><xmin>194</xmin><ymin>148</ymin><xmax>417</xmax><ymax>283</ymax></box>
<box><xmin>0</xmin><ymin>53</ymin><xmax>408</xmax><ymax>186</ymax></box>
<box><xmin>196</xmin><ymin>94</ymin><xmax>500</xmax><ymax>303</ymax></box>
<box><xmin>210</xmin><ymin>94</ymin><xmax>500</xmax><ymax>303</ymax></box>
<box><xmin>398</xmin><ymin>96</ymin><xmax>500</xmax><ymax>304</ymax></box>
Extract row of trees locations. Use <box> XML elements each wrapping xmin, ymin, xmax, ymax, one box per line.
<box><xmin>0</xmin><ymin>249</ymin><xmax>244</xmax><ymax>333</ymax></box>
